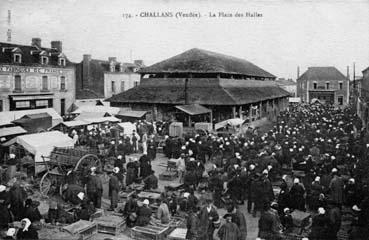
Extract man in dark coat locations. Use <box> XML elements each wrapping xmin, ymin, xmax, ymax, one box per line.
<box><xmin>186</xmin><ymin>207</ymin><xmax>201</xmax><ymax>240</ymax></box>
<box><xmin>329</xmin><ymin>168</ymin><xmax>343</xmax><ymax>206</ymax></box>
<box><xmin>9</xmin><ymin>181</ymin><xmax>27</xmax><ymax>221</ymax></box>
<box><xmin>86</xmin><ymin>167</ymin><xmax>103</xmax><ymax>208</ymax></box>
<box><xmin>123</xmin><ymin>194</ymin><xmax>138</xmax><ymax>227</ymax></box>
<box><xmin>126</xmin><ymin>158</ymin><xmax>139</xmax><ymax>186</ymax></box>
<box><xmin>309</xmin><ymin>207</ymin><xmax>329</xmax><ymax>240</ymax></box>
<box><xmin>139</xmin><ymin>154</ymin><xmax>151</xmax><ymax>179</ymax></box>
<box><xmin>199</xmin><ymin>198</ymin><xmax>219</xmax><ymax>240</ymax></box>
<box><xmin>258</xmin><ymin>203</ymin><xmax>282</xmax><ymax>240</ymax></box>
<box><xmin>228</xmin><ymin>204</ymin><xmax>247</xmax><ymax>240</ymax></box>
<box><xmin>108</xmin><ymin>167</ymin><xmax>120</xmax><ymax>211</ymax></box>
<box><xmin>217</xmin><ymin>213</ymin><xmax>242</xmax><ymax>240</ymax></box>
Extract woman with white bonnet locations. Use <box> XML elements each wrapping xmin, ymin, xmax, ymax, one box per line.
<box><xmin>309</xmin><ymin>207</ymin><xmax>329</xmax><ymax>240</ymax></box>
<box><xmin>16</xmin><ymin>218</ymin><xmax>39</xmax><ymax>239</ymax></box>
<box><xmin>4</xmin><ymin>227</ymin><xmax>16</xmax><ymax>239</ymax></box>
<box><xmin>6</xmin><ymin>153</ymin><xmax>17</xmax><ymax>181</ymax></box>
<box><xmin>289</xmin><ymin>177</ymin><xmax>306</xmax><ymax>211</ymax></box>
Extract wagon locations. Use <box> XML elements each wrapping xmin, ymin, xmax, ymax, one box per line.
<box><xmin>40</xmin><ymin>146</ymin><xmax>102</xmax><ymax>197</ymax></box>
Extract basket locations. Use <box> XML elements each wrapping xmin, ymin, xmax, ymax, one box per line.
<box><xmin>93</xmin><ymin>215</ymin><xmax>126</xmax><ymax>235</ymax></box>
<box><xmin>62</xmin><ymin>220</ymin><xmax>98</xmax><ymax>240</ymax></box>
<box><xmin>131</xmin><ymin>225</ymin><xmax>170</xmax><ymax>240</ymax></box>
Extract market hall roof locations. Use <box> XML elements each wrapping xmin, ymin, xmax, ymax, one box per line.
<box><xmin>140</xmin><ymin>48</ymin><xmax>276</xmax><ymax>79</ymax></box>
<box><xmin>107</xmin><ymin>79</ymin><xmax>290</xmax><ymax>106</ymax></box>
<box><xmin>175</xmin><ymin>104</ymin><xmax>211</xmax><ymax>115</ymax></box>
<box><xmin>297</xmin><ymin>67</ymin><xmax>348</xmax><ymax>82</ymax></box>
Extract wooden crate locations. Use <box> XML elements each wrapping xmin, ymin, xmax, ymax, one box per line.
<box><xmin>93</xmin><ymin>215</ymin><xmax>126</xmax><ymax>235</ymax></box>
<box><xmin>90</xmin><ymin>208</ymin><xmax>104</xmax><ymax>220</ymax></box>
<box><xmin>159</xmin><ymin>171</ymin><xmax>177</xmax><ymax>181</ymax></box>
<box><xmin>131</xmin><ymin>225</ymin><xmax>170</xmax><ymax>240</ymax></box>
<box><xmin>62</xmin><ymin>220</ymin><xmax>98</xmax><ymax>240</ymax></box>
<box><xmin>168</xmin><ymin>228</ymin><xmax>187</xmax><ymax>240</ymax></box>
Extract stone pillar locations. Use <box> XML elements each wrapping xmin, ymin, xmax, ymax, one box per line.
<box><xmin>239</xmin><ymin>105</ymin><xmax>243</xmax><ymax>120</ymax></box>
<box><xmin>232</xmin><ymin>106</ymin><xmax>236</xmax><ymax>118</ymax></box>
<box><xmin>249</xmin><ymin>105</ymin><xmax>253</xmax><ymax>121</ymax></box>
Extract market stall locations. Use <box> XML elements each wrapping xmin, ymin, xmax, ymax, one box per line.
<box><xmin>3</xmin><ymin>131</ymin><xmax>74</xmax><ymax>174</ymax></box>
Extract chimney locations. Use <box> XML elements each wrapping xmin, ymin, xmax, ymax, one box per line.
<box><xmin>31</xmin><ymin>38</ymin><xmax>41</xmax><ymax>48</ymax></box>
<box><xmin>108</xmin><ymin>57</ymin><xmax>117</xmax><ymax>63</ymax></box>
<box><xmin>134</xmin><ymin>60</ymin><xmax>144</xmax><ymax>66</ymax></box>
<box><xmin>297</xmin><ymin>66</ymin><xmax>300</xmax><ymax>79</ymax></box>
<box><xmin>82</xmin><ymin>54</ymin><xmax>91</xmax><ymax>88</ymax></box>
<box><xmin>51</xmin><ymin>41</ymin><xmax>62</xmax><ymax>52</ymax></box>
<box><xmin>347</xmin><ymin>66</ymin><xmax>350</xmax><ymax>80</ymax></box>
<box><xmin>184</xmin><ymin>78</ymin><xmax>189</xmax><ymax>105</ymax></box>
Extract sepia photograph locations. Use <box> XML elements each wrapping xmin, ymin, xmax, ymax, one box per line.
<box><xmin>0</xmin><ymin>0</ymin><xmax>369</xmax><ymax>239</ymax></box>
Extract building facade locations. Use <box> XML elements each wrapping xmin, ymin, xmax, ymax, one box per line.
<box><xmin>0</xmin><ymin>38</ymin><xmax>75</xmax><ymax>116</ymax></box>
<box><xmin>75</xmin><ymin>55</ymin><xmax>142</xmax><ymax>100</ymax></box>
<box><xmin>107</xmin><ymin>48</ymin><xmax>289</xmax><ymax>123</ymax></box>
<box><xmin>297</xmin><ymin>66</ymin><xmax>349</xmax><ymax>106</ymax></box>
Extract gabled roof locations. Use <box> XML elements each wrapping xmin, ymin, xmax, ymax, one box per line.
<box><xmin>297</xmin><ymin>67</ymin><xmax>348</xmax><ymax>82</ymax></box>
<box><xmin>0</xmin><ymin>42</ymin><xmax>74</xmax><ymax>67</ymax></box>
<box><xmin>141</xmin><ymin>48</ymin><xmax>276</xmax><ymax>78</ymax></box>
<box><xmin>0</xmin><ymin>108</ymin><xmax>62</xmax><ymax>126</ymax></box>
<box><xmin>0</xmin><ymin>126</ymin><xmax>27</xmax><ymax>138</ymax></box>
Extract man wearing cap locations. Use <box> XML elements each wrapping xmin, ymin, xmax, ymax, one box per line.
<box><xmin>217</xmin><ymin>213</ymin><xmax>242</xmax><ymax>240</ymax></box>
<box><xmin>108</xmin><ymin>167</ymin><xmax>120</xmax><ymax>211</ymax></box>
<box><xmin>86</xmin><ymin>167</ymin><xmax>103</xmax><ymax>208</ymax></box>
<box><xmin>199</xmin><ymin>198</ymin><xmax>219</xmax><ymax>240</ymax></box>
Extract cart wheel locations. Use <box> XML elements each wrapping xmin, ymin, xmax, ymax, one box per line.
<box><xmin>40</xmin><ymin>172</ymin><xmax>60</xmax><ymax>197</ymax></box>
<box><xmin>74</xmin><ymin>154</ymin><xmax>101</xmax><ymax>172</ymax></box>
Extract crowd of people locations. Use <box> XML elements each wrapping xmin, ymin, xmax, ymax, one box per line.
<box><xmin>0</xmin><ymin>102</ymin><xmax>369</xmax><ymax>239</ymax></box>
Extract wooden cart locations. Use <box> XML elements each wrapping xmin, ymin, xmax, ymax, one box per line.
<box><xmin>40</xmin><ymin>147</ymin><xmax>102</xmax><ymax>197</ymax></box>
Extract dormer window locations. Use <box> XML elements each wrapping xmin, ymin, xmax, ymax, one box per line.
<box><xmin>13</xmin><ymin>53</ymin><xmax>22</xmax><ymax>63</ymax></box>
<box><xmin>59</xmin><ymin>58</ymin><xmax>66</xmax><ymax>66</ymax></box>
<box><xmin>41</xmin><ymin>56</ymin><xmax>48</xmax><ymax>65</ymax></box>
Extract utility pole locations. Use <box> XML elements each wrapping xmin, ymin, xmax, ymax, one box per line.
<box><xmin>7</xmin><ymin>10</ymin><xmax>12</xmax><ymax>42</ymax></box>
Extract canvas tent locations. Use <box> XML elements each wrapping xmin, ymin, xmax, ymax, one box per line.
<box><xmin>3</xmin><ymin>131</ymin><xmax>74</xmax><ymax>173</ymax></box>
<box><xmin>0</xmin><ymin>126</ymin><xmax>27</xmax><ymax>138</ymax></box>
<box><xmin>117</xmin><ymin>122</ymin><xmax>137</xmax><ymax>135</ymax></box>
<box><xmin>214</xmin><ymin>118</ymin><xmax>245</xmax><ymax>130</ymax></box>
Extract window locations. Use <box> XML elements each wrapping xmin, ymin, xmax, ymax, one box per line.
<box><xmin>0</xmin><ymin>100</ymin><xmax>2</xmax><ymax>112</ymax></box>
<box><xmin>36</xmin><ymin>100</ymin><xmax>48</xmax><ymax>107</ymax></box>
<box><xmin>14</xmin><ymin>54</ymin><xmax>22</xmax><ymax>63</ymax></box>
<box><xmin>121</xmin><ymin>81</ymin><xmax>125</xmax><ymax>92</ymax></box>
<box><xmin>134</xmin><ymin>81</ymin><xmax>139</xmax><ymax>87</ymax></box>
<box><xmin>60</xmin><ymin>76</ymin><xmax>66</xmax><ymax>90</ymax></box>
<box><xmin>326</xmin><ymin>82</ymin><xmax>330</xmax><ymax>89</ymax></box>
<box><xmin>14</xmin><ymin>75</ymin><xmax>22</xmax><ymax>91</ymax></box>
<box><xmin>41</xmin><ymin>56</ymin><xmax>48</xmax><ymax>65</ymax></box>
<box><xmin>15</xmin><ymin>101</ymin><xmax>30</xmax><ymax>108</ymax></box>
<box><xmin>42</xmin><ymin>76</ymin><xmax>48</xmax><ymax>90</ymax></box>
<box><xmin>338</xmin><ymin>96</ymin><xmax>344</xmax><ymax>105</ymax></box>
<box><xmin>313</xmin><ymin>82</ymin><xmax>317</xmax><ymax>89</ymax></box>
<box><xmin>59</xmin><ymin>58</ymin><xmax>66</xmax><ymax>66</ymax></box>
<box><xmin>111</xmin><ymin>81</ymin><xmax>116</xmax><ymax>93</ymax></box>
<box><xmin>339</xmin><ymin>82</ymin><xmax>343</xmax><ymax>90</ymax></box>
